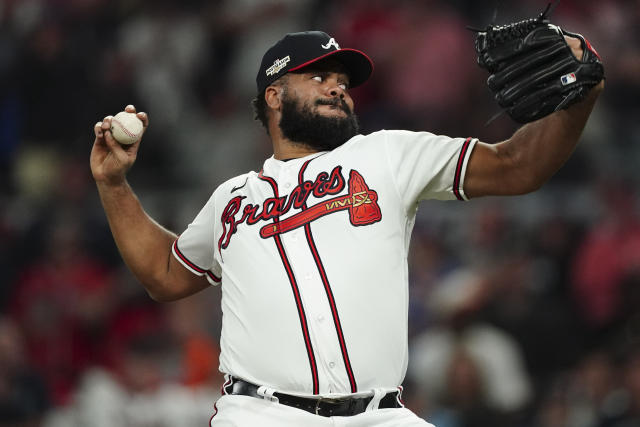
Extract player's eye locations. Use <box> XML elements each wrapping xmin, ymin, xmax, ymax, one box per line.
<box><xmin>312</xmin><ymin>75</ymin><xmax>323</xmax><ymax>82</ymax></box>
<box><xmin>338</xmin><ymin>83</ymin><xmax>347</xmax><ymax>90</ymax></box>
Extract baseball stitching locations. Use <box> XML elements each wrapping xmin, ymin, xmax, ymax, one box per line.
<box><xmin>112</xmin><ymin>117</ymin><xmax>141</xmax><ymax>139</ymax></box>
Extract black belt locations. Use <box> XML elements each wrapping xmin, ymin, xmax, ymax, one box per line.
<box><xmin>228</xmin><ymin>378</ymin><xmax>402</xmax><ymax>417</ymax></box>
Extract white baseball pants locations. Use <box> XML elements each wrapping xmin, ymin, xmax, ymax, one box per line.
<box><xmin>210</xmin><ymin>395</ymin><xmax>435</xmax><ymax>427</ymax></box>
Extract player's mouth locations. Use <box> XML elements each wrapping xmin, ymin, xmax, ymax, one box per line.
<box><xmin>316</xmin><ymin>99</ymin><xmax>350</xmax><ymax>116</ymax></box>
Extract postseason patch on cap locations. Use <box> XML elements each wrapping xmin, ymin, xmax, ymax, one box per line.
<box><xmin>561</xmin><ymin>72</ymin><xmax>577</xmax><ymax>86</ymax></box>
<box><xmin>266</xmin><ymin>56</ymin><xmax>291</xmax><ymax>76</ymax></box>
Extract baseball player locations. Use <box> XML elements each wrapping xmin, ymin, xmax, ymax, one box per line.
<box><xmin>91</xmin><ymin>26</ymin><xmax>603</xmax><ymax>426</ymax></box>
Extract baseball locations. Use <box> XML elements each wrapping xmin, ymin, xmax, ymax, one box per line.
<box><xmin>110</xmin><ymin>111</ymin><xmax>143</xmax><ymax>145</ymax></box>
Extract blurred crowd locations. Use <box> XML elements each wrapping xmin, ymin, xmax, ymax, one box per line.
<box><xmin>1</xmin><ymin>0</ymin><xmax>639</xmax><ymax>426</ymax></box>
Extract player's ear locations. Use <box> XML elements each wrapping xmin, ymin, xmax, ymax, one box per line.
<box><xmin>265</xmin><ymin>85</ymin><xmax>282</xmax><ymax>110</ymax></box>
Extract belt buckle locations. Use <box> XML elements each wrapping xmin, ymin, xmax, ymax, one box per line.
<box><xmin>314</xmin><ymin>396</ymin><xmax>352</xmax><ymax>416</ymax></box>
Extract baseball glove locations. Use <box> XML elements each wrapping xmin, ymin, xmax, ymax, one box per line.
<box><xmin>473</xmin><ymin>4</ymin><xmax>604</xmax><ymax>123</ymax></box>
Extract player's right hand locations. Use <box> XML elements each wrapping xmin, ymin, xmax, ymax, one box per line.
<box><xmin>90</xmin><ymin>104</ymin><xmax>148</xmax><ymax>186</ymax></box>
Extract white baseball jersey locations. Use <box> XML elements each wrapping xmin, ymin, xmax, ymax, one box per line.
<box><xmin>172</xmin><ymin>129</ymin><xmax>476</xmax><ymax>398</ymax></box>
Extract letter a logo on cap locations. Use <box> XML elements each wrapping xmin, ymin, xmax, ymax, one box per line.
<box><xmin>321</xmin><ymin>37</ymin><xmax>340</xmax><ymax>50</ymax></box>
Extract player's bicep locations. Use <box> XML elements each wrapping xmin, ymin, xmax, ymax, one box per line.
<box><xmin>155</xmin><ymin>254</ymin><xmax>210</xmax><ymax>301</ymax></box>
<box><xmin>463</xmin><ymin>141</ymin><xmax>527</xmax><ymax>198</ymax></box>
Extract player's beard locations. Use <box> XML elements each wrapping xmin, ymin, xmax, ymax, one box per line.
<box><xmin>278</xmin><ymin>90</ymin><xmax>359</xmax><ymax>151</ymax></box>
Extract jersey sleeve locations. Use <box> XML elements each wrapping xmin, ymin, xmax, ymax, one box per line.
<box><xmin>172</xmin><ymin>192</ymin><xmax>222</xmax><ymax>286</ymax></box>
<box><xmin>381</xmin><ymin>130</ymin><xmax>477</xmax><ymax>207</ymax></box>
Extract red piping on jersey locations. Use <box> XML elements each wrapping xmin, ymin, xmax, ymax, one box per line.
<box><xmin>258</xmin><ymin>171</ymin><xmax>320</xmax><ymax>395</ymax></box>
<box><xmin>298</xmin><ymin>160</ymin><xmax>358</xmax><ymax>393</ymax></box>
<box><xmin>173</xmin><ymin>240</ymin><xmax>222</xmax><ymax>283</ymax></box>
<box><xmin>453</xmin><ymin>138</ymin><xmax>472</xmax><ymax>201</ymax></box>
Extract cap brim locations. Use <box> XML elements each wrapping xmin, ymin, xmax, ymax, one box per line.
<box><xmin>288</xmin><ymin>48</ymin><xmax>374</xmax><ymax>89</ymax></box>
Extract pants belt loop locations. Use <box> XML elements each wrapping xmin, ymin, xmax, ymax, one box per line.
<box><xmin>396</xmin><ymin>386</ymin><xmax>405</xmax><ymax>408</ymax></box>
<box><xmin>256</xmin><ymin>385</ymin><xmax>279</xmax><ymax>403</ymax></box>
<box><xmin>365</xmin><ymin>388</ymin><xmax>386</xmax><ymax>412</ymax></box>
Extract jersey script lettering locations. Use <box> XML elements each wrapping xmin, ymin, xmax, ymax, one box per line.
<box><xmin>218</xmin><ymin>166</ymin><xmax>346</xmax><ymax>252</ymax></box>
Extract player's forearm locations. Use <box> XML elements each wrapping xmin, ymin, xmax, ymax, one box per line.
<box><xmin>498</xmin><ymin>81</ymin><xmax>604</xmax><ymax>193</ymax></box>
<box><xmin>96</xmin><ymin>180</ymin><xmax>176</xmax><ymax>294</ymax></box>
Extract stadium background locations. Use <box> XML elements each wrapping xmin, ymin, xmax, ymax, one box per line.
<box><xmin>1</xmin><ymin>0</ymin><xmax>639</xmax><ymax>426</ymax></box>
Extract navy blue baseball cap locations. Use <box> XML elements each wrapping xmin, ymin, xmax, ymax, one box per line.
<box><xmin>256</xmin><ymin>31</ymin><xmax>374</xmax><ymax>93</ymax></box>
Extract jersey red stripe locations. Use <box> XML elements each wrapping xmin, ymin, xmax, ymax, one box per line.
<box><xmin>206</xmin><ymin>271</ymin><xmax>222</xmax><ymax>283</ymax></box>
<box><xmin>453</xmin><ymin>137</ymin><xmax>472</xmax><ymax>201</ymax></box>
<box><xmin>298</xmin><ymin>160</ymin><xmax>358</xmax><ymax>393</ymax></box>
<box><xmin>173</xmin><ymin>240</ymin><xmax>221</xmax><ymax>282</ymax></box>
<box><xmin>258</xmin><ymin>171</ymin><xmax>320</xmax><ymax>395</ymax></box>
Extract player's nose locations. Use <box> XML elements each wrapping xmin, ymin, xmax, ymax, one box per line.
<box><xmin>325</xmin><ymin>77</ymin><xmax>346</xmax><ymax>99</ymax></box>
<box><xmin>327</xmin><ymin>83</ymin><xmax>346</xmax><ymax>99</ymax></box>
<box><xmin>329</xmin><ymin>87</ymin><xmax>345</xmax><ymax>99</ymax></box>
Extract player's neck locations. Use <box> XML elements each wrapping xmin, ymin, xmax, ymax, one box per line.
<box><xmin>272</xmin><ymin>138</ymin><xmax>320</xmax><ymax>160</ymax></box>
<box><xmin>270</xmin><ymin>125</ymin><xmax>320</xmax><ymax>160</ymax></box>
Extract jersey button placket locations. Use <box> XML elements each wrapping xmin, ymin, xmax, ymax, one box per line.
<box><xmin>281</xmin><ymin>167</ymin><xmax>347</xmax><ymax>393</ymax></box>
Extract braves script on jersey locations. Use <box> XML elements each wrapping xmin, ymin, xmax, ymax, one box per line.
<box><xmin>172</xmin><ymin>130</ymin><xmax>476</xmax><ymax>397</ymax></box>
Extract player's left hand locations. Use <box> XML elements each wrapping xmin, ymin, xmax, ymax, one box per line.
<box><xmin>473</xmin><ymin>6</ymin><xmax>604</xmax><ymax>124</ymax></box>
<box><xmin>564</xmin><ymin>35</ymin><xmax>583</xmax><ymax>60</ymax></box>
